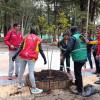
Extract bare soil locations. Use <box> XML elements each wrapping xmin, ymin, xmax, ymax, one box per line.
<box><xmin>0</xmin><ymin>75</ymin><xmax>100</xmax><ymax>100</ymax></box>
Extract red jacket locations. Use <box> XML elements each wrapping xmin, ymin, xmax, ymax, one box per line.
<box><xmin>19</xmin><ymin>34</ymin><xmax>42</xmax><ymax>60</ymax></box>
<box><xmin>96</xmin><ymin>34</ymin><xmax>100</xmax><ymax>56</ymax></box>
<box><xmin>4</xmin><ymin>28</ymin><xmax>23</xmax><ymax>50</ymax></box>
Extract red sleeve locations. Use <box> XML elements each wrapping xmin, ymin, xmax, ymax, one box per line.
<box><xmin>96</xmin><ymin>45</ymin><xmax>100</xmax><ymax>56</ymax></box>
<box><xmin>4</xmin><ymin>31</ymin><xmax>12</xmax><ymax>47</ymax></box>
<box><xmin>96</xmin><ymin>50</ymin><xmax>99</xmax><ymax>56</ymax></box>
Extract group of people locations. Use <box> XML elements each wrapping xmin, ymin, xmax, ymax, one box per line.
<box><xmin>4</xmin><ymin>23</ymin><xmax>100</xmax><ymax>95</ymax></box>
<box><xmin>4</xmin><ymin>23</ymin><xmax>47</xmax><ymax>94</ymax></box>
<box><xmin>58</xmin><ymin>26</ymin><xmax>100</xmax><ymax>96</ymax></box>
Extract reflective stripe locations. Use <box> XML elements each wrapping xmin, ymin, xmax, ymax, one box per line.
<box><xmin>72</xmin><ymin>48</ymin><xmax>86</xmax><ymax>53</ymax></box>
<box><xmin>60</xmin><ymin>65</ymin><xmax>64</xmax><ymax>67</ymax></box>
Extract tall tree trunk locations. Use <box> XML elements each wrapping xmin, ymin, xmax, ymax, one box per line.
<box><xmin>3</xmin><ymin>12</ymin><xmax>7</xmax><ymax>36</ymax></box>
<box><xmin>47</xmin><ymin>1</ymin><xmax>50</xmax><ymax>25</ymax></box>
<box><xmin>54</xmin><ymin>0</ymin><xmax>57</xmax><ymax>25</ymax></box>
<box><xmin>79</xmin><ymin>0</ymin><xmax>88</xmax><ymax>32</ymax></box>
<box><xmin>3</xmin><ymin>0</ymin><xmax>9</xmax><ymax>36</ymax></box>
<box><xmin>21</xmin><ymin>15</ymin><xmax>24</xmax><ymax>36</ymax></box>
<box><xmin>89</xmin><ymin>0</ymin><xmax>96</xmax><ymax>22</ymax></box>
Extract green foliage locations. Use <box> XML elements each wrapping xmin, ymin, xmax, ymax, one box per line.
<box><xmin>38</xmin><ymin>16</ymin><xmax>47</xmax><ymax>27</ymax></box>
<box><xmin>0</xmin><ymin>0</ymin><xmax>100</xmax><ymax>36</ymax></box>
<box><xmin>57</xmin><ymin>10</ymin><xmax>70</xmax><ymax>30</ymax></box>
<box><xmin>45</xmin><ymin>24</ymin><xmax>56</xmax><ymax>34</ymax></box>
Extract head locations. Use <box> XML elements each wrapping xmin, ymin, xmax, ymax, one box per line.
<box><xmin>30</xmin><ymin>28</ymin><xmax>37</xmax><ymax>35</ymax></box>
<box><xmin>70</xmin><ymin>26</ymin><xmax>78</xmax><ymax>35</ymax></box>
<box><xmin>13</xmin><ymin>23</ymin><xmax>21</xmax><ymax>31</ymax></box>
<box><xmin>96</xmin><ymin>25</ymin><xmax>100</xmax><ymax>38</ymax></box>
<box><xmin>96</xmin><ymin>25</ymin><xmax>100</xmax><ymax>34</ymax></box>
<box><xmin>63</xmin><ymin>30</ymin><xmax>70</xmax><ymax>40</ymax></box>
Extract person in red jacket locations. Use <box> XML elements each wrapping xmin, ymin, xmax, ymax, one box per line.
<box><xmin>95</xmin><ymin>25</ymin><xmax>100</xmax><ymax>77</ymax></box>
<box><xmin>4</xmin><ymin>23</ymin><xmax>23</xmax><ymax>80</ymax></box>
<box><xmin>12</xmin><ymin>28</ymin><xmax>47</xmax><ymax>94</ymax></box>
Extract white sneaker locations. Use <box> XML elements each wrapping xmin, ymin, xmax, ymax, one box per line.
<box><xmin>18</xmin><ymin>83</ymin><xmax>25</xmax><ymax>89</ymax></box>
<box><xmin>31</xmin><ymin>88</ymin><xmax>43</xmax><ymax>94</ymax></box>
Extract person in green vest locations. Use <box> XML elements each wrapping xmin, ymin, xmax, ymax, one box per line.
<box><xmin>66</xmin><ymin>26</ymin><xmax>89</xmax><ymax>96</ymax></box>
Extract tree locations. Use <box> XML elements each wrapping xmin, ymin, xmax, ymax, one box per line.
<box><xmin>38</xmin><ymin>15</ymin><xmax>47</xmax><ymax>38</ymax></box>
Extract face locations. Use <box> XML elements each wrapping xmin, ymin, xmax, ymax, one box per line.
<box><xmin>96</xmin><ymin>26</ymin><xmax>100</xmax><ymax>34</ymax></box>
<box><xmin>15</xmin><ymin>24</ymin><xmax>21</xmax><ymax>31</ymax></box>
<box><xmin>64</xmin><ymin>34</ymin><xmax>70</xmax><ymax>40</ymax></box>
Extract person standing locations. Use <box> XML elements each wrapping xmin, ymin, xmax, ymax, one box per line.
<box><xmin>95</xmin><ymin>25</ymin><xmax>100</xmax><ymax>77</ymax></box>
<box><xmin>12</xmin><ymin>28</ymin><xmax>47</xmax><ymax>94</ymax></box>
<box><xmin>89</xmin><ymin>26</ymin><xmax>100</xmax><ymax>76</ymax></box>
<box><xmin>4</xmin><ymin>23</ymin><xmax>23</xmax><ymax>80</ymax></box>
<box><xmin>58</xmin><ymin>31</ymin><xmax>71</xmax><ymax>73</ymax></box>
<box><xmin>66</xmin><ymin>26</ymin><xmax>88</xmax><ymax>95</ymax></box>
<box><xmin>92</xmin><ymin>34</ymin><xmax>99</xmax><ymax>75</ymax></box>
<box><xmin>87</xmin><ymin>33</ymin><xmax>93</xmax><ymax>69</ymax></box>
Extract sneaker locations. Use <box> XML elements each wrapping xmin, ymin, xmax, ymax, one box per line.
<box><xmin>18</xmin><ymin>83</ymin><xmax>25</xmax><ymax>89</ymax></box>
<box><xmin>94</xmin><ymin>80</ymin><xmax>100</xmax><ymax>84</ymax></box>
<box><xmin>97</xmin><ymin>73</ymin><xmax>100</xmax><ymax>77</ymax></box>
<box><xmin>31</xmin><ymin>88</ymin><xmax>43</xmax><ymax>94</ymax></box>
<box><xmin>8</xmin><ymin>76</ymin><xmax>12</xmax><ymax>80</ymax></box>
<box><xmin>92</xmin><ymin>72</ymin><xmax>97</xmax><ymax>74</ymax></box>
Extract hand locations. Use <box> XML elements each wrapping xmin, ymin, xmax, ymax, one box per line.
<box><xmin>96</xmin><ymin>55</ymin><xmax>99</xmax><ymax>60</ymax></box>
<box><xmin>44</xmin><ymin>59</ymin><xmax>47</xmax><ymax>64</ymax></box>
<box><xmin>12</xmin><ymin>56</ymin><xmax>16</xmax><ymax>61</ymax></box>
<box><xmin>10</xmin><ymin>45</ymin><xmax>15</xmax><ymax>49</ymax></box>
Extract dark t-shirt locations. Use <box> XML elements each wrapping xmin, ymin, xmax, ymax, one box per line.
<box><xmin>87</xmin><ymin>38</ymin><xmax>93</xmax><ymax>53</ymax></box>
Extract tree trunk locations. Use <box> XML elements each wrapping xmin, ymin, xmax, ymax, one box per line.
<box><xmin>3</xmin><ymin>12</ymin><xmax>7</xmax><ymax>36</ymax></box>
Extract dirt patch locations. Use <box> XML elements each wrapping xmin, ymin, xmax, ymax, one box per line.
<box><xmin>26</xmin><ymin>70</ymin><xmax>73</xmax><ymax>90</ymax></box>
<box><xmin>0</xmin><ymin>74</ymin><xmax>100</xmax><ymax>100</ymax></box>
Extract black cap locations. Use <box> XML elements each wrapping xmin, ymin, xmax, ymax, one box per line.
<box><xmin>70</xmin><ymin>26</ymin><xmax>78</xmax><ymax>34</ymax></box>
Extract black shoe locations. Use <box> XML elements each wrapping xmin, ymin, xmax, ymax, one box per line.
<box><xmin>15</xmin><ymin>74</ymin><xmax>18</xmax><ymax>77</ymax></box>
<box><xmin>60</xmin><ymin>67</ymin><xmax>63</xmax><ymax>71</ymax></box>
<box><xmin>90</xmin><ymin>67</ymin><xmax>93</xmax><ymax>69</ymax></box>
<box><xmin>92</xmin><ymin>72</ymin><xmax>97</xmax><ymax>74</ymax></box>
<box><xmin>94</xmin><ymin>80</ymin><xmax>100</xmax><ymax>84</ymax></box>
<box><xmin>97</xmin><ymin>73</ymin><xmax>100</xmax><ymax>77</ymax></box>
<box><xmin>67</xmin><ymin>68</ymin><xmax>70</xmax><ymax>73</ymax></box>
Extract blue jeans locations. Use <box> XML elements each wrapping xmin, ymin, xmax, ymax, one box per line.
<box><xmin>18</xmin><ymin>58</ymin><xmax>36</xmax><ymax>88</ymax></box>
<box><xmin>9</xmin><ymin>50</ymin><xmax>20</xmax><ymax>77</ymax></box>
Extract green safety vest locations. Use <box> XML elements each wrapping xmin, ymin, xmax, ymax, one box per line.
<box><xmin>71</xmin><ymin>33</ymin><xmax>87</xmax><ymax>61</ymax></box>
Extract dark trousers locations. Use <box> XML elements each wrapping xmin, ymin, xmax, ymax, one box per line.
<box><xmin>60</xmin><ymin>53</ymin><xmax>70</xmax><ymax>72</ymax></box>
<box><xmin>93</xmin><ymin>51</ymin><xmax>100</xmax><ymax>73</ymax></box>
<box><xmin>87</xmin><ymin>52</ymin><xmax>93</xmax><ymax>69</ymax></box>
<box><xmin>74</xmin><ymin>61</ymin><xmax>85</xmax><ymax>92</ymax></box>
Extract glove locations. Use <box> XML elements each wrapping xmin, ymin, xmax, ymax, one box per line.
<box><xmin>12</xmin><ymin>56</ymin><xmax>16</xmax><ymax>61</ymax></box>
<box><xmin>44</xmin><ymin>59</ymin><xmax>47</xmax><ymax>64</ymax></box>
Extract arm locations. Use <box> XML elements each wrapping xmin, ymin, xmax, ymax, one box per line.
<box><xmin>12</xmin><ymin>41</ymin><xmax>24</xmax><ymax>61</ymax></box>
<box><xmin>65</xmin><ymin>37</ymin><xmax>76</xmax><ymax>53</ymax></box>
<box><xmin>79</xmin><ymin>35</ymin><xmax>89</xmax><ymax>43</ymax></box>
<box><xmin>4</xmin><ymin>31</ymin><xmax>12</xmax><ymax>47</ymax></box>
<box><xmin>39</xmin><ymin>43</ymin><xmax>47</xmax><ymax>64</ymax></box>
<box><xmin>58</xmin><ymin>40</ymin><xmax>67</xmax><ymax>51</ymax></box>
<box><xmin>88</xmin><ymin>40</ymin><xmax>98</xmax><ymax>45</ymax></box>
